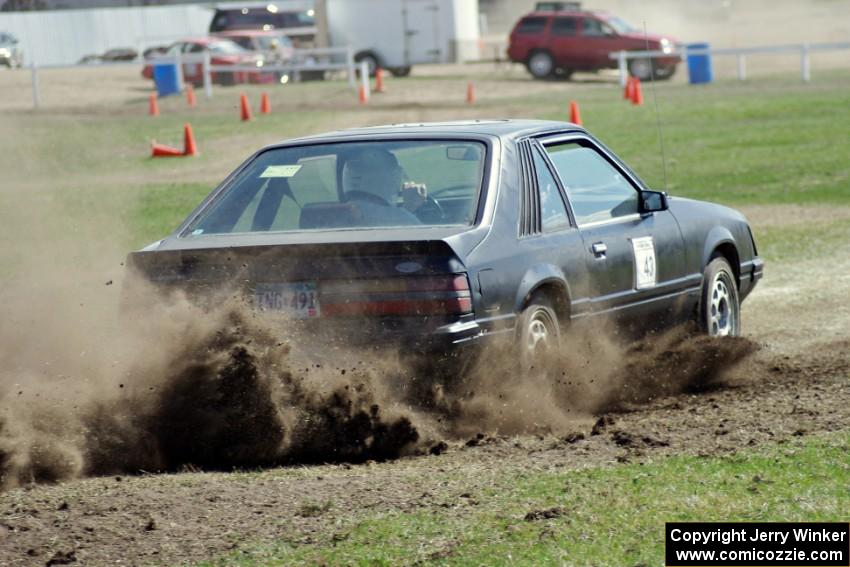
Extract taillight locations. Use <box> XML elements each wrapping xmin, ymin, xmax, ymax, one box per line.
<box><xmin>320</xmin><ymin>274</ymin><xmax>472</xmax><ymax>317</ymax></box>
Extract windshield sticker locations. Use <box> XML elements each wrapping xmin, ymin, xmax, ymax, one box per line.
<box><xmin>260</xmin><ymin>164</ymin><xmax>302</xmax><ymax>178</ymax></box>
<box><xmin>632</xmin><ymin>236</ymin><xmax>657</xmax><ymax>289</ymax></box>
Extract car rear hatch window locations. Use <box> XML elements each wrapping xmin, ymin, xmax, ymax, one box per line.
<box><xmin>183</xmin><ymin>140</ymin><xmax>486</xmax><ymax>236</ymax></box>
<box><xmin>514</xmin><ymin>16</ymin><xmax>548</xmax><ymax>35</ymax></box>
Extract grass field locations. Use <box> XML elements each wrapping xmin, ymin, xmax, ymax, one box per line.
<box><xmin>199</xmin><ymin>431</ymin><xmax>850</xmax><ymax>566</ymax></box>
<box><xmin>2</xmin><ymin>71</ymin><xmax>850</xmax><ymax>257</ymax></box>
<box><xmin>1</xmin><ymin>67</ymin><xmax>849</xmax><ymax>566</ymax></box>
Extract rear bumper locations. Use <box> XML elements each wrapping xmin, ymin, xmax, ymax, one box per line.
<box><xmin>295</xmin><ymin>314</ymin><xmax>506</xmax><ymax>354</ymax></box>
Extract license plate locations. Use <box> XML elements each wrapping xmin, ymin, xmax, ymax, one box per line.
<box><xmin>254</xmin><ymin>282</ymin><xmax>320</xmax><ymax>319</ymax></box>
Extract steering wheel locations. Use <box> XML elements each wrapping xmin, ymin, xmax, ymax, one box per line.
<box><xmin>429</xmin><ymin>183</ymin><xmax>478</xmax><ymax>198</ymax></box>
<box><xmin>414</xmin><ymin>195</ymin><xmax>446</xmax><ymax>224</ymax></box>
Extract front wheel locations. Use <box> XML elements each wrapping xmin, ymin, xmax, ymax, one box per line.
<box><xmin>518</xmin><ymin>294</ymin><xmax>561</xmax><ymax>374</ymax></box>
<box><xmin>698</xmin><ymin>257</ymin><xmax>741</xmax><ymax>337</ymax></box>
<box><xmin>628</xmin><ymin>57</ymin><xmax>653</xmax><ymax>81</ymax></box>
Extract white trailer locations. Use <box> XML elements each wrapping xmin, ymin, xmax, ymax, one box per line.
<box><xmin>324</xmin><ymin>0</ymin><xmax>480</xmax><ymax>76</ymax></box>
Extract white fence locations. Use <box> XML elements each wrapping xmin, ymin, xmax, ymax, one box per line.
<box><xmin>26</xmin><ymin>46</ymin><xmax>357</xmax><ymax>109</ymax></box>
<box><xmin>611</xmin><ymin>42</ymin><xmax>850</xmax><ymax>86</ymax></box>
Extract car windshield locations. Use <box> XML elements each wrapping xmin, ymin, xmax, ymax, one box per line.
<box><xmin>606</xmin><ymin>16</ymin><xmax>636</xmax><ymax>34</ymax></box>
<box><xmin>208</xmin><ymin>40</ymin><xmax>248</xmax><ymax>54</ymax></box>
<box><xmin>184</xmin><ymin>140</ymin><xmax>486</xmax><ymax>235</ymax></box>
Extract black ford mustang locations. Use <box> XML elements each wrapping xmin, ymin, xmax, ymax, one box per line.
<box><xmin>128</xmin><ymin>120</ymin><xmax>763</xmax><ymax>366</ymax></box>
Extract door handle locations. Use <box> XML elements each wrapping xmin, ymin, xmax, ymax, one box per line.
<box><xmin>592</xmin><ymin>242</ymin><xmax>607</xmax><ymax>257</ymax></box>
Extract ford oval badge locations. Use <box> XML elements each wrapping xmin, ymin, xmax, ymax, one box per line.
<box><xmin>395</xmin><ymin>261</ymin><xmax>422</xmax><ymax>274</ymax></box>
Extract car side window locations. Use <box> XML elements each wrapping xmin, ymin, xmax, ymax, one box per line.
<box><xmin>516</xmin><ymin>17</ymin><xmax>548</xmax><ymax>34</ymax></box>
<box><xmin>533</xmin><ymin>148</ymin><xmax>571</xmax><ymax>232</ymax></box>
<box><xmin>545</xmin><ymin>142</ymin><xmax>638</xmax><ymax>225</ymax></box>
<box><xmin>582</xmin><ymin>18</ymin><xmax>613</xmax><ymax>37</ymax></box>
<box><xmin>552</xmin><ymin>17</ymin><xmax>578</xmax><ymax>36</ymax></box>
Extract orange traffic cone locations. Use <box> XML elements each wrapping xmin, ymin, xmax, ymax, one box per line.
<box><xmin>569</xmin><ymin>100</ymin><xmax>582</xmax><ymax>126</ymax></box>
<box><xmin>260</xmin><ymin>92</ymin><xmax>271</xmax><ymax>114</ymax></box>
<box><xmin>186</xmin><ymin>85</ymin><xmax>196</xmax><ymax>107</ymax></box>
<box><xmin>239</xmin><ymin>93</ymin><xmax>252</xmax><ymax>121</ymax></box>
<box><xmin>374</xmin><ymin>68</ymin><xmax>385</xmax><ymax>93</ymax></box>
<box><xmin>624</xmin><ymin>77</ymin><xmax>635</xmax><ymax>101</ymax></box>
<box><xmin>466</xmin><ymin>81</ymin><xmax>476</xmax><ymax>104</ymax></box>
<box><xmin>151</xmin><ymin>140</ymin><xmax>183</xmax><ymax>158</ymax></box>
<box><xmin>148</xmin><ymin>93</ymin><xmax>159</xmax><ymax>116</ymax></box>
<box><xmin>358</xmin><ymin>85</ymin><xmax>368</xmax><ymax>105</ymax></box>
<box><xmin>631</xmin><ymin>78</ymin><xmax>644</xmax><ymax>105</ymax></box>
<box><xmin>183</xmin><ymin>122</ymin><xmax>198</xmax><ymax>156</ymax></box>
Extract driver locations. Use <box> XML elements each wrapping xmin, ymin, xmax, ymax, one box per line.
<box><xmin>341</xmin><ymin>148</ymin><xmax>427</xmax><ymax>226</ymax></box>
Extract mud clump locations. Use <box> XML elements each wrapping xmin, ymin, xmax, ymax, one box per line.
<box><xmin>0</xmin><ymin>298</ymin><xmax>422</xmax><ymax>488</ymax></box>
<box><xmin>598</xmin><ymin>327</ymin><xmax>760</xmax><ymax>411</ymax></box>
<box><xmin>78</xmin><ymin>312</ymin><xmax>420</xmax><ymax>477</ymax></box>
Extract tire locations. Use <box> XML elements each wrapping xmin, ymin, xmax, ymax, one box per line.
<box><xmin>628</xmin><ymin>57</ymin><xmax>653</xmax><ymax>81</ymax></box>
<box><xmin>553</xmin><ymin>67</ymin><xmax>574</xmax><ymax>81</ymax></box>
<box><xmin>653</xmin><ymin>65</ymin><xmax>676</xmax><ymax>81</ymax></box>
<box><xmin>698</xmin><ymin>257</ymin><xmax>741</xmax><ymax>337</ymax></box>
<box><xmin>526</xmin><ymin>50</ymin><xmax>554</xmax><ymax>79</ymax></box>
<box><xmin>389</xmin><ymin>66</ymin><xmax>412</xmax><ymax>77</ymax></box>
<box><xmin>517</xmin><ymin>293</ymin><xmax>561</xmax><ymax>374</ymax></box>
<box><xmin>354</xmin><ymin>51</ymin><xmax>380</xmax><ymax>77</ymax></box>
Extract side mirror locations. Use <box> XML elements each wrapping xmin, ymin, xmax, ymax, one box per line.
<box><xmin>640</xmin><ymin>190</ymin><xmax>668</xmax><ymax>213</ymax></box>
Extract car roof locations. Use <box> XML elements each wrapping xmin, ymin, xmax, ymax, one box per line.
<box><xmin>522</xmin><ymin>10</ymin><xmax>607</xmax><ymax>18</ymax></box>
<box><xmin>273</xmin><ymin>120</ymin><xmax>584</xmax><ymax>146</ymax></box>
<box><xmin>215</xmin><ymin>30</ymin><xmax>287</xmax><ymax>37</ymax></box>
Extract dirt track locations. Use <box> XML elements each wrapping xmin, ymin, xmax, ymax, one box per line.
<box><xmin>1</xmin><ymin>236</ymin><xmax>848</xmax><ymax>565</ymax></box>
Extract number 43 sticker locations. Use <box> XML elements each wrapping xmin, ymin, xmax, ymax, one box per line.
<box><xmin>631</xmin><ymin>236</ymin><xmax>657</xmax><ymax>290</ymax></box>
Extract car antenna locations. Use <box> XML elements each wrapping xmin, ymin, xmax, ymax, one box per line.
<box><xmin>643</xmin><ymin>21</ymin><xmax>669</xmax><ymax>194</ymax></box>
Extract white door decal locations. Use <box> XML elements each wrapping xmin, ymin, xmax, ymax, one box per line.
<box><xmin>632</xmin><ymin>236</ymin><xmax>657</xmax><ymax>289</ymax></box>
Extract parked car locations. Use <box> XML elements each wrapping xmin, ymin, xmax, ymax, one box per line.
<box><xmin>209</xmin><ymin>5</ymin><xmax>317</xmax><ymax>48</ymax></box>
<box><xmin>127</xmin><ymin>120</ymin><xmax>763</xmax><ymax>370</ymax></box>
<box><xmin>214</xmin><ymin>30</ymin><xmax>295</xmax><ymax>83</ymax></box>
<box><xmin>141</xmin><ymin>38</ymin><xmax>271</xmax><ymax>86</ymax></box>
<box><xmin>78</xmin><ymin>47</ymin><xmax>138</xmax><ymax>65</ymax></box>
<box><xmin>507</xmin><ymin>4</ymin><xmax>680</xmax><ymax>80</ymax></box>
<box><xmin>0</xmin><ymin>32</ymin><xmax>23</xmax><ymax>68</ymax></box>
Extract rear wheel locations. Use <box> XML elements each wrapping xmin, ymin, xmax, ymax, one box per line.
<box><xmin>518</xmin><ymin>294</ymin><xmax>561</xmax><ymax>374</ymax></box>
<box><xmin>698</xmin><ymin>257</ymin><xmax>741</xmax><ymax>337</ymax></box>
<box><xmin>354</xmin><ymin>51</ymin><xmax>380</xmax><ymax>77</ymax></box>
<box><xmin>527</xmin><ymin>51</ymin><xmax>554</xmax><ymax>79</ymax></box>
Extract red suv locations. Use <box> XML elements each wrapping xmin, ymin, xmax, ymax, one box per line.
<box><xmin>507</xmin><ymin>5</ymin><xmax>680</xmax><ymax>81</ymax></box>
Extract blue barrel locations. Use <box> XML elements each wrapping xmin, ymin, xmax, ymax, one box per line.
<box><xmin>153</xmin><ymin>63</ymin><xmax>182</xmax><ymax>97</ymax></box>
<box><xmin>686</xmin><ymin>42</ymin><xmax>713</xmax><ymax>84</ymax></box>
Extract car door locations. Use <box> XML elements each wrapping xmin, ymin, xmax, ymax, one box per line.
<box><xmin>580</xmin><ymin>16</ymin><xmax>621</xmax><ymax>69</ymax></box>
<box><xmin>539</xmin><ymin>135</ymin><xmax>687</xmax><ymax>318</ymax></box>
<box><xmin>184</xmin><ymin>42</ymin><xmax>205</xmax><ymax>83</ymax></box>
<box><xmin>547</xmin><ymin>16</ymin><xmax>584</xmax><ymax>70</ymax></box>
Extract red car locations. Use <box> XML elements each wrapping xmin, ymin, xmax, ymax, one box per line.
<box><xmin>142</xmin><ymin>38</ymin><xmax>273</xmax><ymax>86</ymax></box>
<box><xmin>507</xmin><ymin>5</ymin><xmax>680</xmax><ymax>80</ymax></box>
<box><xmin>214</xmin><ymin>30</ymin><xmax>295</xmax><ymax>63</ymax></box>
